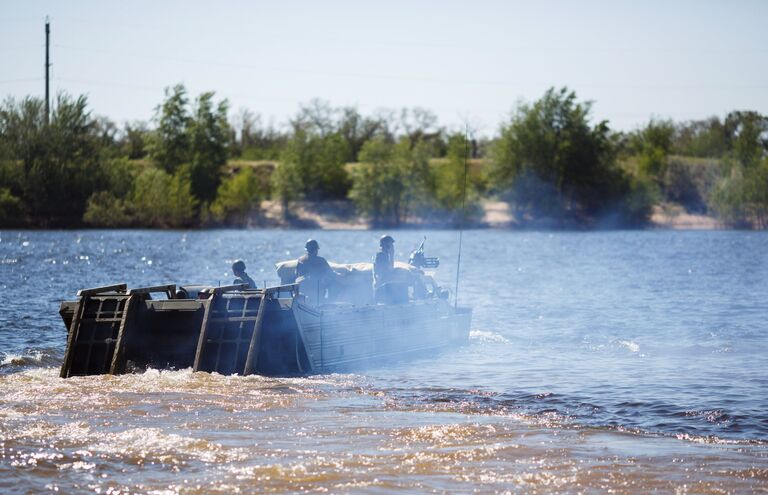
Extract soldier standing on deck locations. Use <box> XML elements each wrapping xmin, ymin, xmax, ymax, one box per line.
<box><xmin>373</xmin><ymin>235</ymin><xmax>396</xmax><ymax>303</ymax></box>
<box><xmin>296</xmin><ymin>239</ymin><xmax>335</xmax><ymax>304</ymax></box>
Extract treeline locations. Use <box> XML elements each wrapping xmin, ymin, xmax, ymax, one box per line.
<box><xmin>0</xmin><ymin>85</ymin><xmax>766</xmax><ymax>229</ymax></box>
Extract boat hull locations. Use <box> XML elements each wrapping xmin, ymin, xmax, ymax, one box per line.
<box><xmin>58</xmin><ymin>284</ymin><xmax>471</xmax><ymax>377</ymax></box>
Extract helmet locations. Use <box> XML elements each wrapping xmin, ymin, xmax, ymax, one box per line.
<box><xmin>305</xmin><ymin>239</ymin><xmax>319</xmax><ymax>251</ymax></box>
<box><xmin>379</xmin><ymin>235</ymin><xmax>394</xmax><ymax>247</ymax></box>
<box><xmin>232</xmin><ymin>260</ymin><xmax>246</xmax><ymax>273</ymax></box>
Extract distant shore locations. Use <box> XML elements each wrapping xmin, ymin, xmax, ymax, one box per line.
<box><xmin>0</xmin><ymin>200</ymin><xmax>729</xmax><ymax>231</ymax></box>
<box><xmin>233</xmin><ymin>200</ymin><xmax>724</xmax><ymax>231</ymax></box>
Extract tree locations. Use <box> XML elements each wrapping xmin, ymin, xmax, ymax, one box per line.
<box><xmin>188</xmin><ymin>92</ymin><xmax>230</xmax><ymax>203</ymax></box>
<box><xmin>433</xmin><ymin>133</ymin><xmax>482</xmax><ymax>224</ymax></box>
<box><xmin>397</xmin><ymin>107</ymin><xmax>442</xmax><ymax>150</ymax></box>
<box><xmin>632</xmin><ymin>119</ymin><xmax>675</xmax><ymax>178</ymax></box>
<box><xmin>349</xmin><ymin>136</ymin><xmax>433</xmax><ymax>226</ymax></box>
<box><xmin>290</xmin><ymin>99</ymin><xmax>336</xmax><ymax>136</ymax></box>
<box><xmin>272</xmin><ymin>129</ymin><xmax>350</xmax><ymax>206</ymax></box>
<box><xmin>149</xmin><ymin>84</ymin><xmax>190</xmax><ymax>173</ymax></box>
<box><xmin>725</xmin><ymin>111</ymin><xmax>767</xmax><ymax>168</ymax></box>
<box><xmin>491</xmin><ymin>87</ymin><xmax>645</xmax><ymax>226</ymax></box>
<box><xmin>673</xmin><ymin>117</ymin><xmax>728</xmax><ymax>158</ymax></box>
<box><xmin>120</xmin><ymin>121</ymin><xmax>150</xmax><ymax>159</ymax></box>
<box><xmin>0</xmin><ymin>93</ymin><xmax>106</xmax><ymax>226</ymax></box>
<box><xmin>707</xmin><ymin>112</ymin><xmax>767</xmax><ymax>227</ymax></box>
<box><xmin>336</xmin><ymin>106</ymin><xmax>385</xmax><ymax>162</ymax></box>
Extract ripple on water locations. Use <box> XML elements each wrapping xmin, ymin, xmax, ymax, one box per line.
<box><xmin>1</xmin><ymin>230</ymin><xmax>768</xmax><ymax>493</ymax></box>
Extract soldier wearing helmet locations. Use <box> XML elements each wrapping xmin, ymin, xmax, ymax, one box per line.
<box><xmin>296</xmin><ymin>239</ymin><xmax>335</xmax><ymax>303</ymax></box>
<box><xmin>231</xmin><ymin>260</ymin><xmax>256</xmax><ymax>289</ymax></box>
<box><xmin>373</xmin><ymin>235</ymin><xmax>397</xmax><ymax>302</ymax></box>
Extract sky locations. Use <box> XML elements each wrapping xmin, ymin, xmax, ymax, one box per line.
<box><xmin>1</xmin><ymin>0</ymin><xmax>766</xmax><ymax>136</ymax></box>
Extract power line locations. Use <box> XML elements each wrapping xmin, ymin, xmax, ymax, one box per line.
<box><xmin>0</xmin><ymin>77</ymin><xmax>43</xmax><ymax>85</ymax></box>
<box><xmin>52</xmin><ymin>44</ymin><xmax>768</xmax><ymax>90</ymax></box>
<box><xmin>54</xmin><ymin>77</ymin><xmax>163</xmax><ymax>93</ymax></box>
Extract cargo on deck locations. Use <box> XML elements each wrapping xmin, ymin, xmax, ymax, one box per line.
<box><xmin>59</xmin><ymin>257</ymin><xmax>471</xmax><ymax>378</ymax></box>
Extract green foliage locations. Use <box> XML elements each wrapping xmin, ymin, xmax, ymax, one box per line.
<box><xmin>2</xmin><ymin>85</ymin><xmax>766</xmax><ymax>230</ymax></box>
<box><xmin>662</xmin><ymin>157</ymin><xmax>720</xmax><ymax>213</ymax></box>
<box><xmin>673</xmin><ymin>117</ymin><xmax>729</xmax><ymax>158</ymax></box>
<box><xmin>210</xmin><ymin>167</ymin><xmax>262</xmax><ymax>225</ymax></box>
<box><xmin>131</xmin><ymin>166</ymin><xmax>198</xmax><ymax>228</ymax></box>
<box><xmin>146</xmin><ymin>85</ymin><xmax>230</xmax><ymax>205</ymax></box>
<box><xmin>234</xmin><ymin>109</ymin><xmax>285</xmax><ymax>160</ymax></box>
<box><xmin>84</xmin><ymin>165</ymin><xmax>198</xmax><ymax>228</ymax></box>
<box><xmin>703</xmin><ymin>112</ymin><xmax>767</xmax><ymax>226</ymax></box>
<box><xmin>349</xmin><ymin>137</ymin><xmax>433</xmax><ymax>226</ymax></box>
<box><xmin>632</xmin><ymin>119</ymin><xmax>675</xmax><ymax>178</ymax></box>
<box><xmin>349</xmin><ymin>138</ymin><xmax>401</xmax><ymax>226</ymax></box>
<box><xmin>709</xmin><ymin>162</ymin><xmax>747</xmax><ymax>227</ymax></box>
<box><xmin>743</xmin><ymin>159</ymin><xmax>768</xmax><ymax>228</ymax></box>
<box><xmin>491</xmin><ymin>87</ymin><xmax>639</xmax><ymax>225</ymax></box>
<box><xmin>616</xmin><ymin>175</ymin><xmax>660</xmax><ymax>227</ymax></box>
<box><xmin>148</xmin><ymin>84</ymin><xmax>190</xmax><ymax>173</ymax></box>
<box><xmin>82</xmin><ymin>158</ymin><xmax>139</xmax><ymax>227</ymax></box>
<box><xmin>337</xmin><ymin>107</ymin><xmax>386</xmax><ymax>162</ymax></box>
<box><xmin>710</xmin><ymin>158</ymin><xmax>768</xmax><ymax>228</ymax></box>
<box><xmin>121</xmin><ymin>122</ymin><xmax>150</xmax><ymax>159</ymax></box>
<box><xmin>83</xmin><ymin>191</ymin><xmax>133</xmax><ymax>227</ymax></box>
<box><xmin>432</xmin><ymin>134</ymin><xmax>483</xmax><ymax>224</ymax></box>
<box><xmin>188</xmin><ymin>92</ymin><xmax>230</xmax><ymax>203</ymax></box>
<box><xmin>272</xmin><ymin>130</ymin><xmax>350</xmax><ymax>206</ymax></box>
<box><xmin>726</xmin><ymin>111</ymin><xmax>767</xmax><ymax>168</ymax></box>
<box><xmin>0</xmin><ymin>94</ymin><xmax>107</xmax><ymax>226</ymax></box>
<box><xmin>0</xmin><ymin>187</ymin><xmax>24</xmax><ymax>225</ymax></box>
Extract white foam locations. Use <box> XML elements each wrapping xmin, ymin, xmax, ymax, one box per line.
<box><xmin>0</xmin><ymin>350</ymin><xmax>48</xmax><ymax>367</ymax></box>
<box><xmin>470</xmin><ymin>330</ymin><xmax>511</xmax><ymax>345</ymax></box>
<box><xmin>616</xmin><ymin>340</ymin><xmax>640</xmax><ymax>353</ymax></box>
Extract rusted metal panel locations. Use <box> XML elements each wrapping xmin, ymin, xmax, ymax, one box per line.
<box><xmin>60</xmin><ymin>289</ymin><xmax>130</xmax><ymax>377</ymax></box>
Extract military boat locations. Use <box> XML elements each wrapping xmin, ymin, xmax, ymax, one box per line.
<box><xmin>58</xmin><ymin>254</ymin><xmax>472</xmax><ymax>378</ymax></box>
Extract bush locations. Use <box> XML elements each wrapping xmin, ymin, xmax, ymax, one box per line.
<box><xmin>349</xmin><ymin>137</ymin><xmax>434</xmax><ymax>227</ymax></box>
<box><xmin>210</xmin><ymin>167</ymin><xmax>262</xmax><ymax>225</ymax></box>
<box><xmin>663</xmin><ymin>157</ymin><xmax>720</xmax><ymax>213</ymax></box>
<box><xmin>131</xmin><ymin>167</ymin><xmax>198</xmax><ymax>228</ymax></box>
<box><xmin>272</xmin><ymin>130</ymin><xmax>350</xmax><ymax>207</ymax></box>
<box><xmin>0</xmin><ymin>187</ymin><xmax>24</xmax><ymax>226</ymax></box>
<box><xmin>83</xmin><ymin>191</ymin><xmax>132</xmax><ymax>227</ymax></box>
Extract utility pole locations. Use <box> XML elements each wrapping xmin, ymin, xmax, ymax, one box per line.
<box><xmin>45</xmin><ymin>17</ymin><xmax>50</xmax><ymax>124</ymax></box>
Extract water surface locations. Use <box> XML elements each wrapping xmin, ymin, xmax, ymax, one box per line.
<box><xmin>1</xmin><ymin>230</ymin><xmax>766</xmax><ymax>493</ymax></box>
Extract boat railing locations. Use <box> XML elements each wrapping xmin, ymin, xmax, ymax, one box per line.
<box><xmin>128</xmin><ymin>284</ymin><xmax>176</xmax><ymax>299</ymax></box>
<box><xmin>76</xmin><ymin>283</ymin><xmax>128</xmax><ymax>297</ymax></box>
<box><xmin>199</xmin><ymin>282</ymin><xmax>299</xmax><ymax>298</ymax></box>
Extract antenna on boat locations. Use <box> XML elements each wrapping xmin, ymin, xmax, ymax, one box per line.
<box><xmin>454</xmin><ymin>123</ymin><xmax>470</xmax><ymax>308</ymax></box>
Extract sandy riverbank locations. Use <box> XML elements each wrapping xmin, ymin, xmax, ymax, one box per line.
<box><xmin>648</xmin><ymin>205</ymin><xmax>722</xmax><ymax>230</ymax></box>
<box><xmin>249</xmin><ymin>200</ymin><xmax>724</xmax><ymax>230</ymax></box>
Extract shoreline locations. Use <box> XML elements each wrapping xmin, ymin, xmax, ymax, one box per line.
<box><xmin>0</xmin><ymin>201</ymin><xmax>739</xmax><ymax>231</ymax></box>
<box><xmin>252</xmin><ymin>200</ymin><xmax>729</xmax><ymax>231</ymax></box>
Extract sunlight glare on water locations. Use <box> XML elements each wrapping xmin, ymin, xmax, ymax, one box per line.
<box><xmin>1</xmin><ymin>230</ymin><xmax>767</xmax><ymax>493</ymax></box>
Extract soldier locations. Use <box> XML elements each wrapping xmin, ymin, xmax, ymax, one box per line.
<box><xmin>296</xmin><ymin>239</ymin><xmax>335</xmax><ymax>304</ymax></box>
<box><xmin>232</xmin><ymin>260</ymin><xmax>256</xmax><ymax>288</ymax></box>
<box><xmin>373</xmin><ymin>235</ymin><xmax>396</xmax><ymax>303</ymax></box>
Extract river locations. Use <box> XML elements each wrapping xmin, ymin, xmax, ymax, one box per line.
<box><xmin>1</xmin><ymin>229</ymin><xmax>766</xmax><ymax>493</ymax></box>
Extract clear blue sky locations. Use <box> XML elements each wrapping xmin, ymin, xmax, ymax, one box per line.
<box><xmin>2</xmin><ymin>0</ymin><xmax>766</xmax><ymax>135</ymax></box>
